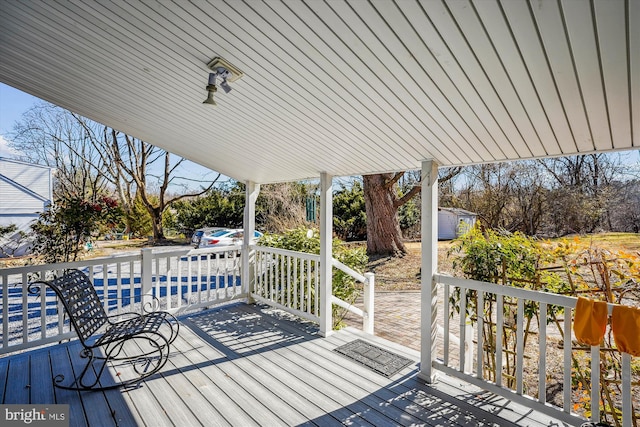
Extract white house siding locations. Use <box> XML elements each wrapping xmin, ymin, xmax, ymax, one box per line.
<box><xmin>0</xmin><ymin>158</ymin><xmax>53</xmax><ymax>256</ymax></box>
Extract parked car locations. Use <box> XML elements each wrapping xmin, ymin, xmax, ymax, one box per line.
<box><xmin>191</xmin><ymin>227</ymin><xmax>226</xmax><ymax>247</ymax></box>
<box><xmin>197</xmin><ymin>228</ymin><xmax>263</xmax><ymax>249</ymax></box>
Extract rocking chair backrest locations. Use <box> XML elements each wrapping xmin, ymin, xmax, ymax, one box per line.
<box><xmin>46</xmin><ymin>270</ymin><xmax>109</xmax><ymax>344</ymax></box>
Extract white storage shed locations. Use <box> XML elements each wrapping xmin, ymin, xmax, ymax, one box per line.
<box><xmin>438</xmin><ymin>208</ymin><xmax>477</xmax><ymax>241</ymax></box>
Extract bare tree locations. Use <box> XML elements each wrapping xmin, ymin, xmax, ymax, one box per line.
<box><xmin>9</xmin><ymin>103</ymin><xmax>220</xmax><ymax>241</ymax></box>
<box><xmin>10</xmin><ymin>104</ymin><xmax>110</xmax><ymax>198</ymax></box>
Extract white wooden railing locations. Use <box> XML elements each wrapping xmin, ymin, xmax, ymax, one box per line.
<box><xmin>251</xmin><ymin>245</ymin><xmax>374</xmax><ymax>333</ymax></box>
<box><xmin>0</xmin><ymin>246</ymin><xmax>243</xmax><ymax>354</ymax></box>
<box><xmin>1</xmin><ymin>245</ymin><xmax>374</xmax><ymax>355</ymax></box>
<box><xmin>435</xmin><ymin>273</ymin><xmax>637</xmax><ymax>427</ymax></box>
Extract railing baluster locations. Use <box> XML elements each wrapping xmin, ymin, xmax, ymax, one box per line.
<box><xmin>278</xmin><ymin>254</ymin><xmax>283</xmax><ymax>305</ymax></box>
<box><xmin>102</xmin><ymin>264</ymin><xmax>109</xmax><ymax>312</ymax></box>
<box><xmin>2</xmin><ymin>273</ymin><xmax>8</xmax><ymax>350</ymax></box>
<box><xmin>187</xmin><ymin>254</ymin><xmax>193</xmax><ymax>305</ymax></box>
<box><xmin>516</xmin><ymin>298</ymin><xmax>524</xmax><ymax>395</ymax></box>
<box><xmin>496</xmin><ymin>294</ymin><xmax>503</xmax><ymax>387</ymax></box>
<box><xmin>621</xmin><ymin>353</ymin><xmax>632</xmax><ymax>427</ymax></box>
<box><xmin>459</xmin><ymin>287</ymin><xmax>467</xmax><ymax>373</ymax></box>
<box><xmin>590</xmin><ymin>346</ymin><xmax>600</xmax><ymax>422</ymax></box>
<box><xmin>117</xmin><ymin>263</ymin><xmax>122</xmax><ymax>314</ymax></box>
<box><xmin>22</xmin><ymin>272</ymin><xmax>28</xmax><ymax>344</ymax></box>
<box><xmin>293</xmin><ymin>256</ymin><xmax>298</xmax><ymax>309</ymax></box>
<box><xmin>154</xmin><ymin>257</ymin><xmax>160</xmax><ymax>308</ymax></box>
<box><xmin>444</xmin><ymin>283</ymin><xmax>450</xmax><ymax>366</ymax></box>
<box><xmin>314</xmin><ymin>259</ymin><xmax>319</xmax><ymax>318</ymax></box>
<box><xmin>286</xmin><ymin>255</ymin><xmax>291</xmax><ymax>308</ymax></box>
<box><xmin>197</xmin><ymin>254</ymin><xmax>202</xmax><ymax>304</ymax></box>
<box><xmin>306</xmin><ymin>259</ymin><xmax>312</xmax><ymax>314</ymax></box>
<box><xmin>563</xmin><ymin>306</ymin><xmax>572</xmax><ymax>413</ymax></box>
<box><xmin>40</xmin><ymin>273</ymin><xmax>46</xmax><ymax>339</ymax></box>
<box><xmin>178</xmin><ymin>256</ymin><xmax>184</xmax><ymax>308</ymax></box>
<box><xmin>476</xmin><ymin>291</ymin><xmax>484</xmax><ymax>379</ymax></box>
<box><xmin>538</xmin><ymin>302</ymin><xmax>547</xmax><ymax>404</ymax></box>
<box><xmin>166</xmin><ymin>257</ymin><xmax>172</xmax><ymax>310</ymax></box>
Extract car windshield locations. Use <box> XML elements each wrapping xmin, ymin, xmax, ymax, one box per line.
<box><xmin>210</xmin><ymin>229</ymin><xmax>232</xmax><ymax>237</ymax></box>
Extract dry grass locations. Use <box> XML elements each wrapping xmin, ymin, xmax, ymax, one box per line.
<box><xmin>365</xmin><ymin>241</ymin><xmax>456</xmax><ymax>291</ymax></box>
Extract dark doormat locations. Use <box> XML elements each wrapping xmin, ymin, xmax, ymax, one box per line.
<box><xmin>333</xmin><ymin>339</ymin><xmax>414</xmax><ymax>377</ymax></box>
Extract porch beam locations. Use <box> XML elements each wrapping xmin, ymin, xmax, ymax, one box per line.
<box><xmin>419</xmin><ymin>159</ymin><xmax>439</xmax><ymax>383</ymax></box>
<box><xmin>242</xmin><ymin>181</ymin><xmax>260</xmax><ymax>300</ymax></box>
<box><xmin>319</xmin><ymin>172</ymin><xmax>333</xmax><ymax>337</ymax></box>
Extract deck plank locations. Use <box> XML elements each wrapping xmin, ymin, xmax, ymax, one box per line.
<box><xmin>190</xmin><ymin>307</ymin><xmax>380</xmax><ymax>426</ymax></box>
<box><xmin>0</xmin><ymin>355</ymin><xmax>9</xmax><ymax>403</ymax></box>
<box><xmin>28</xmin><ymin>349</ymin><xmax>55</xmax><ymax>404</ymax></box>
<box><xmin>4</xmin><ymin>352</ymin><xmax>29</xmax><ymax>404</ymax></box>
<box><xmin>232</xmin><ymin>305</ymin><xmax>453</xmax><ymax>426</ymax></box>
<box><xmin>48</xmin><ymin>345</ymin><xmax>89</xmax><ymax>427</ymax></box>
<box><xmin>182</xmin><ymin>318</ymin><xmax>313</xmax><ymax>426</ymax></box>
<box><xmin>1</xmin><ymin>302</ymin><xmax>574</xmax><ymax>427</ymax></box>
<box><xmin>178</xmin><ymin>321</ymin><xmax>287</xmax><ymax>426</ymax></box>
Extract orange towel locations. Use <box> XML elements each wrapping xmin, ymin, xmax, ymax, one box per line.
<box><xmin>611</xmin><ymin>305</ymin><xmax>640</xmax><ymax>357</ymax></box>
<box><xmin>573</xmin><ymin>297</ymin><xmax>608</xmax><ymax>346</ymax></box>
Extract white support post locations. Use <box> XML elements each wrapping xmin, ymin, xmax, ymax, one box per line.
<box><xmin>242</xmin><ymin>181</ymin><xmax>260</xmax><ymax>302</ymax></box>
<box><xmin>319</xmin><ymin>172</ymin><xmax>333</xmax><ymax>337</ymax></box>
<box><xmin>419</xmin><ymin>160</ymin><xmax>439</xmax><ymax>383</ymax></box>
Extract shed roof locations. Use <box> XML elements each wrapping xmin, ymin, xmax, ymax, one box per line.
<box><xmin>0</xmin><ymin>1</ymin><xmax>637</xmax><ymax>184</ymax></box>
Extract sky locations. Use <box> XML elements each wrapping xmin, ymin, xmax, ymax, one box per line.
<box><xmin>0</xmin><ymin>84</ymin><xmax>38</xmax><ymax>157</ymax></box>
<box><xmin>0</xmin><ymin>82</ymin><xmax>228</xmax><ymax>190</ymax></box>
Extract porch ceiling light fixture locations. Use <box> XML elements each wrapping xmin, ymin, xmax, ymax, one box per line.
<box><xmin>203</xmin><ymin>57</ymin><xmax>244</xmax><ymax>106</ymax></box>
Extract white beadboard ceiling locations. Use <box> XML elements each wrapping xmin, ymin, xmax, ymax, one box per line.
<box><xmin>0</xmin><ymin>0</ymin><xmax>637</xmax><ymax>184</ymax></box>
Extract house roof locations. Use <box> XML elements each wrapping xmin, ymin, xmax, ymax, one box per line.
<box><xmin>439</xmin><ymin>207</ymin><xmax>476</xmax><ymax>217</ymax></box>
<box><xmin>0</xmin><ymin>1</ymin><xmax>637</xmax><ymax>184</ymax></box>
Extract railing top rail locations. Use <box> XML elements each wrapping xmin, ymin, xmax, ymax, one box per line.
<box><xmin>0</xmin><ymin>253</ymin><xmax>142</xmax><ymax>276</ymax></box>
<box><xmin>436</xmin><ymin>274</ymin><xmax>576</xmax><ymax>305</ymax></box>
<box><xmin>252</xmin><ymin>245</ymin><xmax>321</xmax><ymax>262</ymax></box>
<box><xmin>332</xmin><ymin>259</ymin><xmax>367</xmax><ymax>284</ymax></box>
<box><xmin>435</xmin><ymin>273</ymin><xmax>618</xmax><ymax>313</ymax></box>
<box><xmin>151</xmin><ymin>245</ymin><xmax>241</xmax><ymax>258</ymax></box>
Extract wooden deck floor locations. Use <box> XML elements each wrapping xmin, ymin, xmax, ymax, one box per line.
<box><xmin>0</xmin><ymin>302</ymin><xmax>573</xmax><ymax>427</ymax></box>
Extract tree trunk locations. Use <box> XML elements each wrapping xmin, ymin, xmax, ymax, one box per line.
<box><xmin>363</xmin><ymin>174</ymin><xmax>406</xmax><ymax>256</ymax></box>
<box><xmin>150</xmin><ymin>207</ymin><xmax>165</xmax><ymax>241</ymax></box>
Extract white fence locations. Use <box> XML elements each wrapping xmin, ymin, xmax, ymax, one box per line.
<box><xmin>0</xmin><ymin>246</ymin><xmax>242</xmax><ymax>354</ymax></box>
<box><xmin>435</xmin><ymin>274</ymin><xmax>637</xmax><ymax>427</ymax></box>
<box><xmin>1</xmin><ymin>245</ymin><xmax>374</xmax><ymax>355</ymax></box>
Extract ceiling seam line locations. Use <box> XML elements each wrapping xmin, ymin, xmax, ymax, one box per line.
<box><xmin>526</xmin><ymin>0</ymin><xmax>579</xmax><ymax>154</ymax></box>
<box><xmin>305</xmin><ymin>0</ymin><xmax>451</xmax><ymax>162</ymax></box>
<box><xmin>473</xmin><ymin>0</ymin><xmax>548</xmax><ymax>157</ymax></box>
<box><xmin>498</xmin><ymin>0</ymin><xmax>562</xmax><ymax>156</ymax></box>
<box><xmin>449</xmin><ymin>0</ymin><xmax>533</xmax><ymax>159</ymax></box>
<box><xmin>558</xmin><ymin>0</ymin><xmax>597</xmax><ymax>152</ymax></box>
<box><xmin>436</xmin><ymin>0</ymin><xmax>514</xmax><ymax>160</ymax></box>
<box><xmin>411</xmin><ymin>0</ymin><xmax>505</xmax><ymax>162</ymax></box>
<box><xmin>353</xmin><ymin>0</ymin><xmax>476</xmax><ymax>163</ymax></box>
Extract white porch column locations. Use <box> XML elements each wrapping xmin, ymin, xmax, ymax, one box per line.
<box><xmin>419</xmin><ymin>160</ymin><xmax>439</xmax><ymax>383</ymax></box>
<box><xmin>319</xmin><ymin>172</ymin><xmax>333</xmax><ymax>337</ymax></box>
<box><xmin>242</xmin><ymin>181</ymin><xmax>260</xmax><ymax>301</ymax></box>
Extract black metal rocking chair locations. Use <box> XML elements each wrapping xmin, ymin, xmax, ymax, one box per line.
<box><xmin>29</xmin><ymin>269</ymin><xmax>179</xmax><ymax>391</ymax></box>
